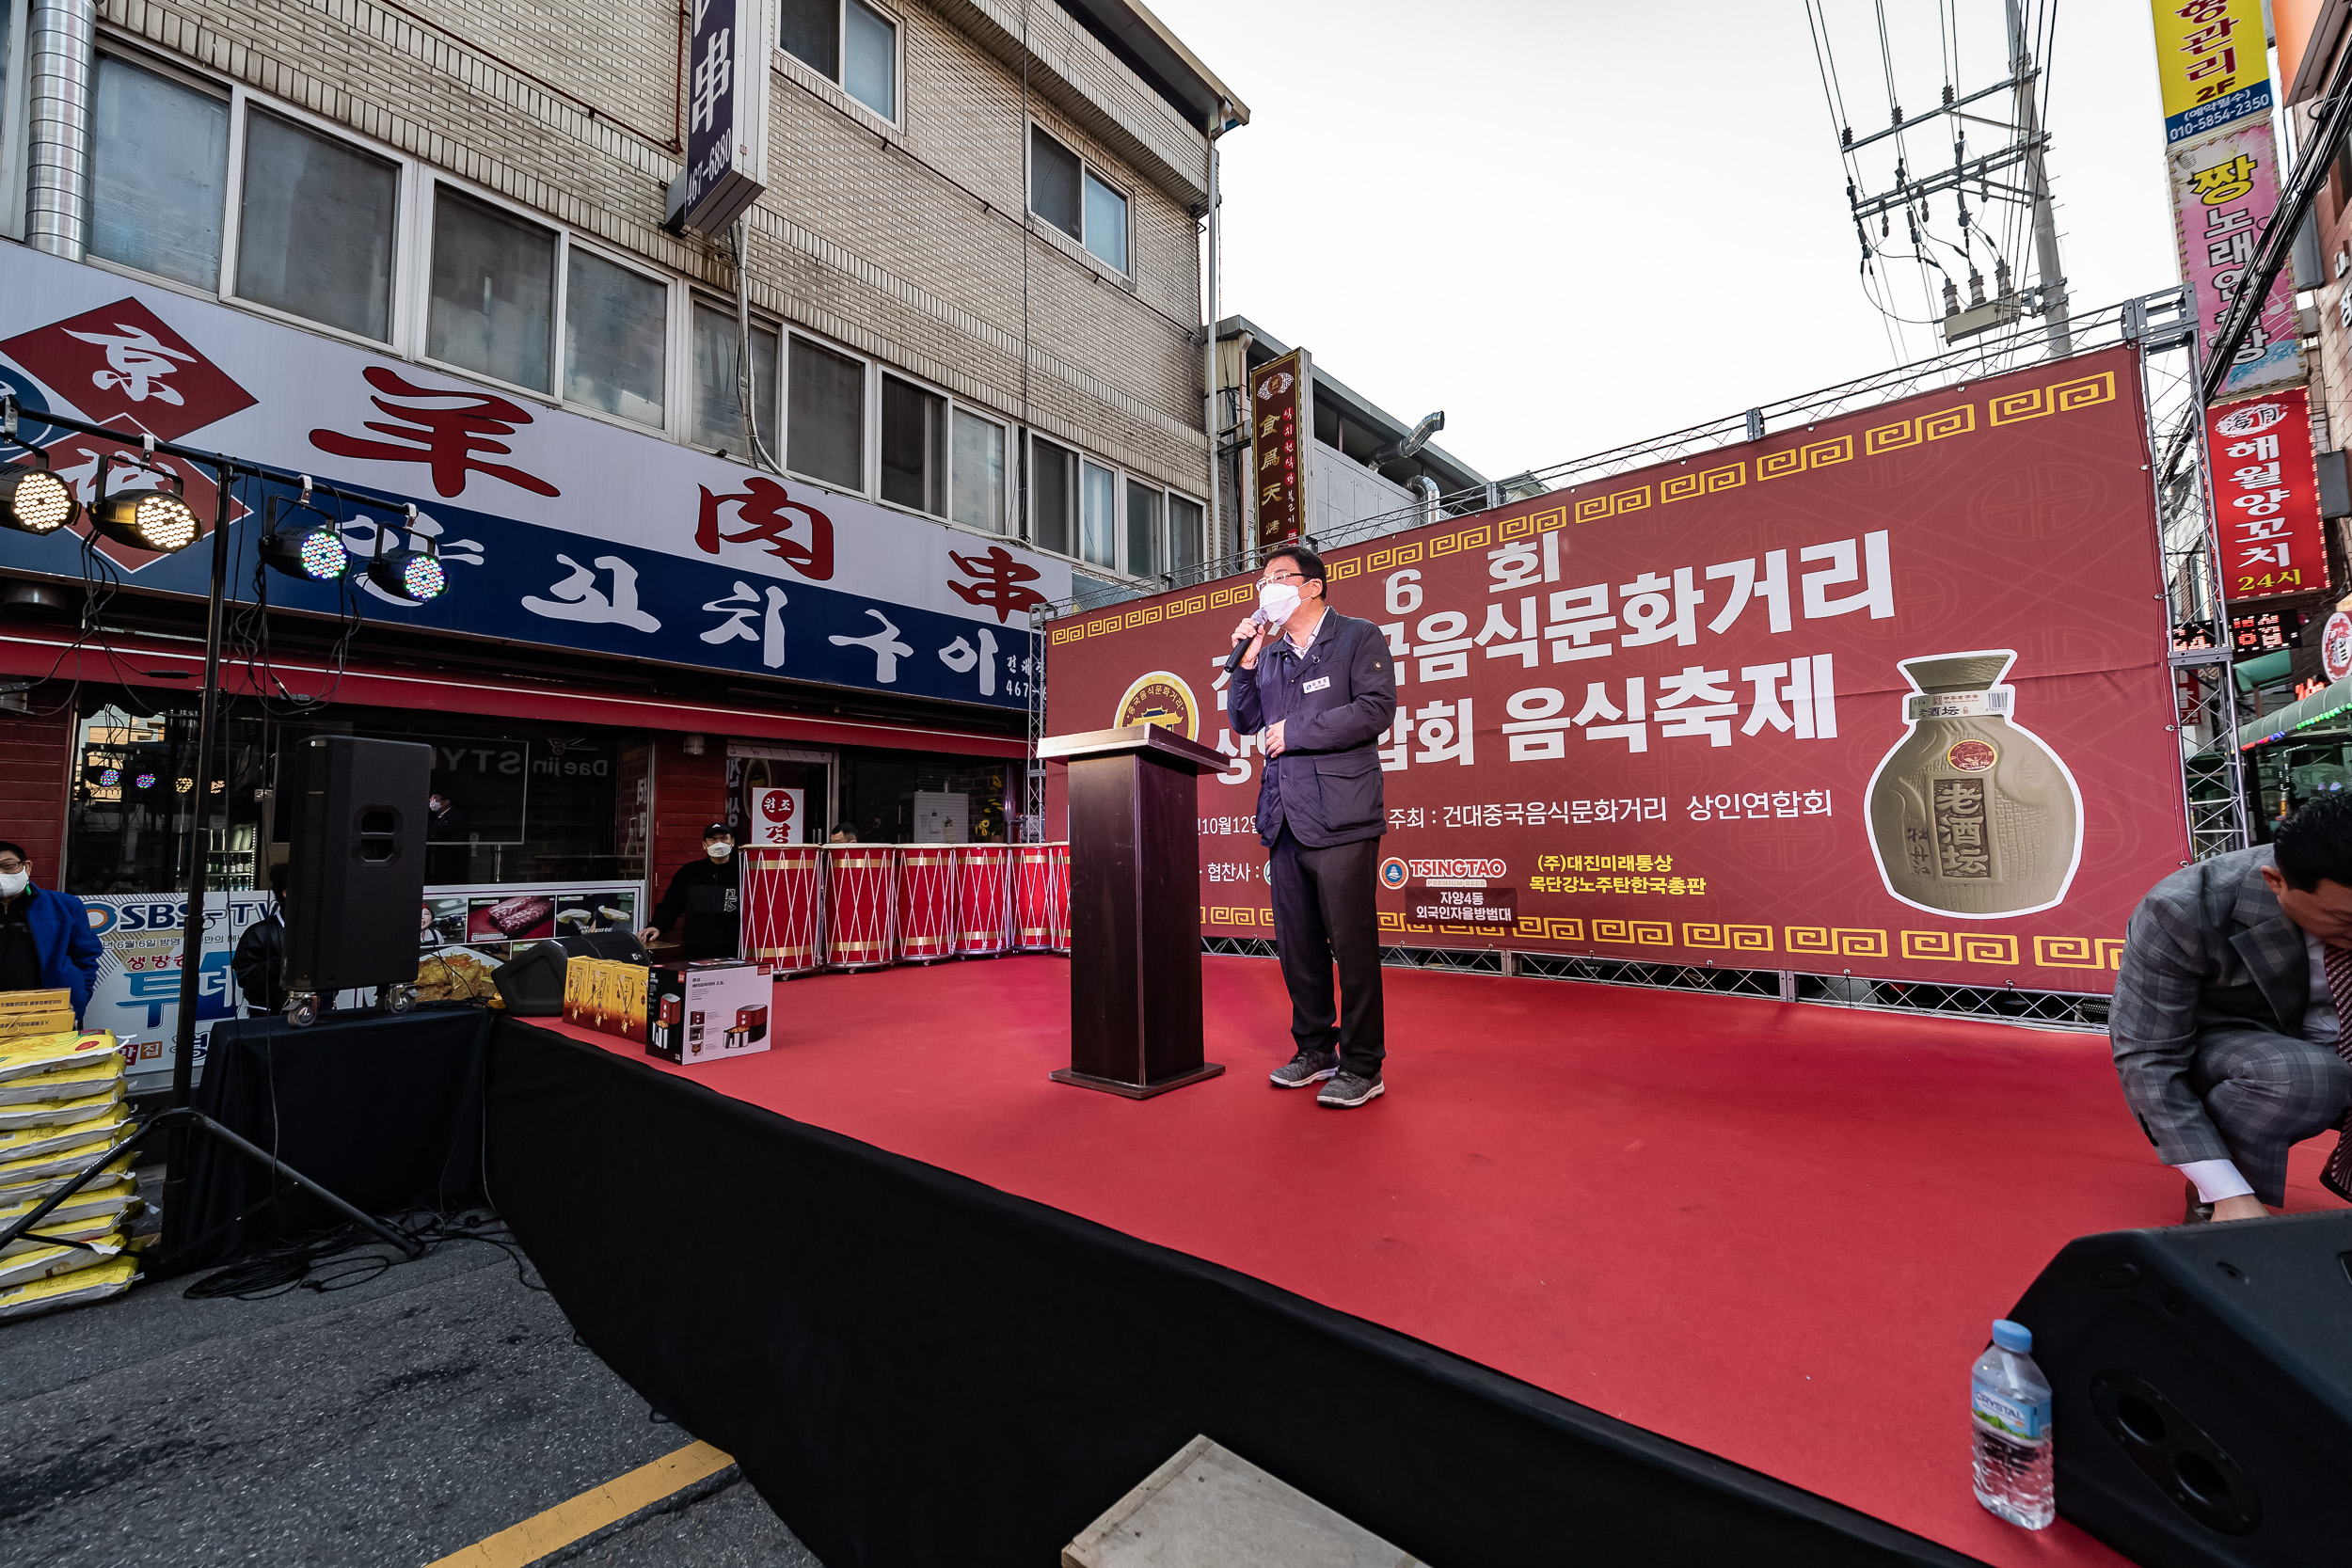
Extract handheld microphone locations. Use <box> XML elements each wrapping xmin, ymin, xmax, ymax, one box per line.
<box><xmin>1226</xmin><ymin>607</ymin><xmax>1271</xmax><ymax>673</ymax></box>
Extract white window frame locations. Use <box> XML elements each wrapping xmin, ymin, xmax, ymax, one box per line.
<box><xmin>774</xmin><ymin>0</ymin><xmax>904</xmax><ymax>131</ymax></box>
<box><xmin>1023</xmin><ymin>429</ymin><xmax>1197</xmax><ymax>583</ymax></box>
<box><xmin>0</xmin><ymin>0</ymin><xmax>32</xmax><ymax>242</ymax></box>
<box><xmin>686</xmin><ymin>292</ymin><xmax>786</xmax><ymax>460</ymax></box>
<box><xmin>781</xmin><ymin>328</ymin><xmax>875</xmax><ymax>498</ymax></box>
<box><xmin>1026</xmin><ymin>121</ymin><xmax>1132</xmax><ymax>278</ymax></box>
<box><xmin>871</xmin><ymin>364</ymin><xmax>1013</xmax><ymax>537</ymax></box>
<box><xmin>415</xmin><ymin>174</ymin><xmax>677</xmax><ymax>434</ymax></box>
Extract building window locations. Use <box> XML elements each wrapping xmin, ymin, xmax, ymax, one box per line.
<box><xmin>236</xmin><ymin>110</ymin><xmax>397</xmax><ymax>342</ymax></box>
<box><xmin>1082</xmin><ymin>171</ymin><xmax>1128</xmax><ymax>273</ymax></box>
<box><xmin>778</xmin><ymin>0</ymin><xmax>898</xmax><ymax>119</ymax></box>
<box><xmin>788</xmin><ymin>336</ymin><xmax>865</xmax><ymax>489</ymax></box>
<box><xmin>691</xmin><ymin>302</ymin><xmax>779</xmax><ymax>455</ymax></box>
<box><xmin>87</xmin><ymin>55</ymin><xmax>228</xmax><ymax>290</ymax></box>
<box><xmin>1168</xmin><ymin>494</ymin><xmax>1203</xmax><ymax>573</ymax></box>
<box><xmin>1031</xmin><ymin>437</ymin><xmax>1075</xmax><ymax>556</ymax></box>
<box><xmin>881</xmin><ymin>374</ymin><xmax>946</xmax><ymax>515</ymax></box>
<box><xmin>1080</xmin><ymin>458</ymin><xmax>1117</xmax><ymax>569</ymax></box>
<box><xmin>951</xmin><ymin>409</ymin><xmax>1006</xmax><ymax>533</ymax></box>
<box><xmin>564</xmin><ymin>248</ymin><xmax>666</xmax><ymax>426</ymax></box>
<box><xmin>1124</xmin><ymin>478</ymin><xmax>1160</xmax><ymax>578</ymax></box>
<box><xmin>1029</xmin><ymin>126</ymin><xmax>1128</xmax><ymax>273</ymax></box>
<box><xmin>428</xmin><ymin>188</ymin><xmax>556</xmax><ymax>393</ymax></box>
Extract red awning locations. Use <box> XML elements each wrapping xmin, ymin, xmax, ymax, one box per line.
<box><xmin>0</xmin><ymin>630</ymin><xmax>1026</xmax><ymax>758</ymax></box>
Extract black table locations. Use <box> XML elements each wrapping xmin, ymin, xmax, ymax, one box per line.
<box><xmin>182</xmin><ymin>1006</ymin><xmax>494</xmax><ymax>1266</ymax></box>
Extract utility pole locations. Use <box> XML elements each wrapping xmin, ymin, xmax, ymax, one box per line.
<box><xmin>2006</xmin><ymin>0</ymin><xmax>2071</xmax><ymax>356</ymax></box>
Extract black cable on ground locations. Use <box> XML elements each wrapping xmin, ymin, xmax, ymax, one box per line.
<box><xmin>179</xmin><ymin>1204</ymin><xmax>546</xmax><ymax>1302</ymax></box>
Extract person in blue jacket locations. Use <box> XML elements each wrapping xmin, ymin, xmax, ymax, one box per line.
<box><xmin>0</xmin><ymin>839</ymin><xmax>103</xmax><ymax>1022</ymax></box>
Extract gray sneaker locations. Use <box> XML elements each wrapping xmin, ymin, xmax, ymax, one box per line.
<box><xmin>1317</xmin><ymin>1070</ymin><xmax>1384</xmax><ymax>1108</ymax></box>
<box><xmin>1269</xmin><ymin>1051</ymin><xmax>1338</xmax><ymax>1089</ymax></box>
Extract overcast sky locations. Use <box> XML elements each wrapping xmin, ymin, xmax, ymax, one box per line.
<box><xmin>1151</xmin><ymin>0</ymin><xmax>2185</xmax><ymax>481</ymax></box>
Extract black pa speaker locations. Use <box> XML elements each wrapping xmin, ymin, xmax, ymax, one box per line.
<box><xmin>2007</xmin><ymin>1211</ymin><xmax>2352</xmax><ymax>1568</ymax></box>
<box><xmin>284</xmin><ymin>736</ymin><xmax>432</xmax><ymax>997</ymax></box>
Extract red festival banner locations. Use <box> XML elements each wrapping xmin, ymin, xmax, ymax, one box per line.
<box><xmin>1044</xmin><ymin>347</ymin><xmax>2188</xmax><ymax>994</ymax></box>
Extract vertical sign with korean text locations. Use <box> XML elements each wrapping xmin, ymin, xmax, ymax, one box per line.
<box><xmin>676</xmin><ymin>0</ymin><xmax>769</xmax><ymax>234</ymax></box>
<box><xmin>1249</xmin><ymin>348</ymin><xmax>1311</xmax><ymax>551</ymax></box>
<box><xmin>1048</xmin><ymin>347</ymin><xmax>2187</xmax><ymax>996</ymax></box>
<box><xmin>2151</xmin><ymin>0</ymin><xmax>2271</xmax><ymax>144</ymax></box>
<box><xmin>2209</xmin><ymin>384</ymin><xmax>2328</xmax><ymax>602</ymax></box>
<box><xmin>2171</xmin><ymin>119</ymin><xmax>2304</xmax><ymax>396</ymax></box>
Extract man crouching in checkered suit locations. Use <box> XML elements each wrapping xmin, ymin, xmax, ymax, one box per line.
<box><xmin>2112</xmin><ymin>794</ymin><xmax>2352</xmax><ymax>1224</ymax></box>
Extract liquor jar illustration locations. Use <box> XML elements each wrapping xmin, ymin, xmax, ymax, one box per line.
<box><xmin>1865</xmin><ymin>650</ymin><xmax>2082</xmax><ymax>918</ymax></box>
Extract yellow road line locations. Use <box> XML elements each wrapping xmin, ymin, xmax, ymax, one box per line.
<box><xmin>422</xmin><ymin>1440</ymin><xmax>736</xmax><ymax>1568</ymax></box>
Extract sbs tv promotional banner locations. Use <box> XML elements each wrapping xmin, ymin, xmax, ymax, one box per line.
<box><xmin>1044</xmin><ymin>346</ymin><xmax>2187</xmax><ymax>993</ymax></box>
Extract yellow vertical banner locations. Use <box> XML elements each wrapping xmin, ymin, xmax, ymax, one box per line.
<box><xmin>2151</xmin><ymin>0</ymin><xmax>2272</xmax><ymax>144</ymax></box>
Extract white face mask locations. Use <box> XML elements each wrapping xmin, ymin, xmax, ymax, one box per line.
<box><xmin>1258</xmin><ymin>580</ymin><xmax>1302</xmax><ymax>626</ymax></box>
<box><xmin>0</xmin><ymin>870</ymin><xmax>26</xmax><ymax>898</ymax></box>
<box><xmin>706</xmin><ymin>842</ymin><xmax>733</xmax><ymax>860</ymax></box>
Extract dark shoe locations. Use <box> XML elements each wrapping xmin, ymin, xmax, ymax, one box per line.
<box><xmin>1317</xmin><ymin>1070</ymin><xmax>1384</xmax><ymax>1108</ymax></box>
<box><xmin>2184</xmin><ymin>1179</ymin><xmax>2214</xmax><ymax>1226</ymax></box>
<box><xmin>1269</xmin><ymin>1051</ymin><xmax>1338</xmax><ymax>1089</ymax></box>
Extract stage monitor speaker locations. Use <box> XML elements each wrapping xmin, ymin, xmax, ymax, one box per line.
<box><xmin>284</xmin><ymin>735</ymin><xmax>432</xmax><ymax>998</ymax></box>
<box><xmin>2007</xmin><ymin>1211</ymin><xmax>2352</xmax><ymax>1568</ymax></box>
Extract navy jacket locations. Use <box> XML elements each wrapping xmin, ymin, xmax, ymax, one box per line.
<box><xmin>1229</xmin><ymin>609</ymin><xmax>1399</xmax><ymax>848</ymax></box>
<box><xmin>8</xmin><ymin>883</ymin><xmax>103</xmax><ymax>1020</ymax></box>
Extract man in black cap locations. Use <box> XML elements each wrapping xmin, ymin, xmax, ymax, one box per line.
<box><xmin>644</xmin><ymin>822</ymin><xmax>742</xmax><ymax>959</ymax></box>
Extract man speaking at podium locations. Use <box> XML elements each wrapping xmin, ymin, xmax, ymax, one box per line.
<box><xmin>1227</xmin><ymin>545</ymin><xmax>1399</xmax><ymax>1108</ymax></box>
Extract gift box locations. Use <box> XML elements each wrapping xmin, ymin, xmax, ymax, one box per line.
<box><xmin>644</xmin><ymin>961</ymin><xmax>770</xmax><ymax>1065</ymax></box>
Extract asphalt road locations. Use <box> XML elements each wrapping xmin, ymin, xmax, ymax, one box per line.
<box><xmin>0</xmin><ymin>1228</ymin><xmax>820</xmax><ymax>1567</ymax></box>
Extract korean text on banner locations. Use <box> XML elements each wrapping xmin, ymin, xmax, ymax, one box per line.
<box><xmin>2208</xmin><ymin>384</ymin><xmax>2328</xmax><ymax>603</ymax></box>
<box><xmin>2170</xmin><ymin>119</ymin><xmax>2305</xmax><ymax>396</ymax></box>
<box><xmin>2151</xmin><ymin>0</ymin><xmax>2272</xmax><ymax>145</ymax></box>
<box><xmin>1046</xmin><ymin>347</ymin><xmax>2187</xmax><ymax>995</ymax></box>
<box><xmin>1249</xmin><ymin>348</ymin><xmax>1311</xmax><ymax>551</ymax></box>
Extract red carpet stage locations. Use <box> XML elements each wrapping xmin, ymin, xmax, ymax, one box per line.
<box><xmin>494</xmin><ymin>957</ymin><xmax>2342</xmax><ymax>1566</ymax></box>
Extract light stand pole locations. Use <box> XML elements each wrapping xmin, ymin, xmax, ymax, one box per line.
<box><xmin>152</xmin><ymin>459</ymin><xmax>235</xmax><ymax>1266</ymax></box>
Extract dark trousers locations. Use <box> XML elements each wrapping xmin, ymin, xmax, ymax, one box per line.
<box><xmin>1268</xmin><ymin>827</ymin><xmax>1386</xmax><ymax>1079</ymax></box>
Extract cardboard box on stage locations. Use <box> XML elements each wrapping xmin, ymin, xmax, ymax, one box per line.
<box><xmin>0</xmin><ymin>991</ymin><xmax>76</xmax><ymax>1042</ymax></box>
<box><xmin>645</xmin><ymin>961</ymin><xmax>770</xmax><ymax>1065</ymax></box>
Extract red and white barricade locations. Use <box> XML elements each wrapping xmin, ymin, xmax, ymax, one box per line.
<box><xmin>949</xmin><ymin>844</ymin><xmax>1011</xmax><ymax>957</ymax></box>
<box><xmin>895</xmin><ymin>847</ymin><xmax>959</xmax><ymax>962</ymax></box>
<box><xmin>739</xmin><ymin>847</ymin><xmax>825</xmax><ymax>975</ymax></box>
<box><xmin>1012</xmin><ymin>842</ymin><xmax>1071</xmax><ymax>953</ymax></box>
<box><xmin>822</xmin><ymin>846</ymin><xmax>898</xmax><ymax>970</ymax></box>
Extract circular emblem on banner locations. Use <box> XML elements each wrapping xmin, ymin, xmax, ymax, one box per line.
<box><xmin>2324</xmin><ymin>610</ymin><xmax>2352</xmax><ymax>683</ymax></box>
<box><xmin>1378</xmin><ymin>857</ymin><xmax>1409</xmax><ymax>891</ymax></box>
<box><xmin>2214</xmin><ymin>401</ymin><xmax>2287</xmax><ymax>438</ymax></box>
<box><xmin>1115</xmin><ymin>672</ymin><xmax>1200</xmax><ymax>739</ymax></box>
<box><xmin>1946</xmin><ymin>738</ymin><xmax>1998</xmax><ymax>773</ymax></box>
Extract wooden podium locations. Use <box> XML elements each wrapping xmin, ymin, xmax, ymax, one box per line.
<box><xmin>1036</xmin><ymin>723</ymin><xmax>1229</xmax><ymax>1098</ymax></box>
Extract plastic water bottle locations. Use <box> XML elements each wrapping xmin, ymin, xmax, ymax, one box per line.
<box><xmin>1971</xmin><ymin>1318</ymin><xmax>2054</xmax><ymax>1528</ymax></box>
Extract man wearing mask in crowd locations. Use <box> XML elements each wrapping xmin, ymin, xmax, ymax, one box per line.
<box><xmin>644</xmin><ymin>823</ymin><xmax>743</xmax><ymax>959</ymax></box>
<box><xmin>1226</xmin><ymin>545</ymin><xmax>1398</xmax><ymax>1107</ymax></box>
<box><xmin>0</xmin><ymin>840</ymin><xmax>103</xmax><ymax>1022</ymax></box>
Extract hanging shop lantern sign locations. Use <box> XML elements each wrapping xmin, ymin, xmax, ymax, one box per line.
<box><xmin>1248</xmin><ymin>347</ymin><xmax>1312</xmax><ymax>551</ymax></box>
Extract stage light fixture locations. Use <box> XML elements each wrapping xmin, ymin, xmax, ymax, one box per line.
<box><xmin>135</xmin><ymin>771</ymin><xmax>158</xmax><ymax>790</ymax></box>
<box><xmin>90</xmin><ymin>480</ymin><xmax>199</xmax><ymax>555</ymax></box>
<box><xmin>368</xmin><ymin>537</ymin><xmax>447</xmax><ymax>603</ymax></box>
<box><xmin>262</xmin><ymin>484</ymin><xmax>351</xmax><ymax>582</ymax></box>
<box><xmin>0</xmin><ymin>459</ymin><xmax>77</xmax><ymax>536</ymax></box>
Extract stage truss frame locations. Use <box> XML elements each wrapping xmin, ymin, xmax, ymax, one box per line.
<box><xmin>1064</xmin><ymin>291</ymin><xmax>2251</xmax><ymax>1033</ymax></box>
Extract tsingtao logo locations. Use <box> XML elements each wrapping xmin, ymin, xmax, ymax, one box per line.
<box><xmin>1377</xmin><ymin>857</ymin><xmax>1409</xmax><ymax>890</ymax></box>
<box><xmin>1115</xmin><ymin>672</ymin><xmax>1200</xmax><ymax>740</ymax></box>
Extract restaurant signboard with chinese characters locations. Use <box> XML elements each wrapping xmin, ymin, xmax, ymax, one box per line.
<box><xmin>0</xmin><ymin>245</ymin><xmax>1064</xmax><ymax>711</ymax></box>
<box><xmin>2150</xmin><ymin>0</ymin><xmax>2270</xmax><ymax>145</ymax></box>
<box><xmin>2169</xmin><ymin>118</ymin><xmax>2303</xmax><ymax>396</ymax></box>
<box><xmin>673</xmin><ymin>0</ymin><xmax>770</xmax><ymax>233</ymax></box>
<box><xmin>1249</xmin><ymin>347</ymin><xmax>1311</xmax><ymax>550</ymax></box>
<box><xmin>1048</xmin><ymin>346</ymin><xmax>2185</xmax><ymax>993</ymax></box>
<box><xmin>2207</xmin><ymin>384</ymin><xmax>2327</xmax><ymax>603</ymax></box>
